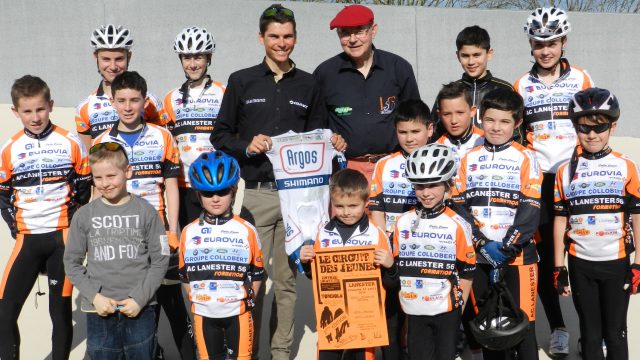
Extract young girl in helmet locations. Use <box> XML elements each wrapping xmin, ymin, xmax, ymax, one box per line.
<box><xmin>178</xmin><ymin>151</ymin><xmax>264</xmax><ymax>360</ymax></box>
<box><xmin>386</xmin><ymin>143</ymin><xmax>476</xmax><ymax>360</ymax></box>
<box><xmin>553</xmin><ymin>88</ymin><xmax>640</xmax><ymax>360</ymax></box>
<box><xmin>163</xmin><ymin>27</ymin><xmax>226</xmax><ymax>229</ymax></box>
<box><xmin>76</xmin><ymin>24</ymin><xmax>164</xmax><ymax>153</ymax></box>
<box><xmin>513</xmin><ymin>7</ymin><xmax>595</xmax><ymax>355</ymax></box>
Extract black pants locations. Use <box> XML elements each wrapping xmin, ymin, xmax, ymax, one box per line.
<box><xmin>155</xmin><ymin>283</ymin><xmax>196</xmax><ymax>359</ymax></box>
<box><xmin>472</xmin><ymin>263</ymin><xmax>538</xmax><ymax>360</ymax></box>
<box><xmin>319</xmin><ymin>349</ymin><xmax>370</xmax><ymax>360</ymax></box>
<box><xmin>407</xmin><ymin>309</ymin><xmax>461</xmax><ymax>360</ymax></box>
<box><xmin>194</xmin><ymin>312</ymin><xmax>253</xmax><ymax>360</ymax></box>
<box><xmin>0</xmin><ymin>231</ymin><xmax>72</xmax><ymax>360</ymax></box>
<box><xmin>536</xmin><ymin>173</ymin><xmax>566</xmax><ymax>330</ymax></box>
<box><xmin>569</xmin><ymin>255</ymin><xmax>630</xmax><ymax>360</ymax></box>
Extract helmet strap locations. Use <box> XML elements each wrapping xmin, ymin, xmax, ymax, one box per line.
<box><xmin>179</xmin><ymin>75</ymin><xmax>212</xmax><ymax>108</ymax></box>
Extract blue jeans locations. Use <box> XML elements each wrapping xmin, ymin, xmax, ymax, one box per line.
<box><xmin>86</xmin><ymin>305</ymin><xmax>156</xmax><ymax>360</ymax></box>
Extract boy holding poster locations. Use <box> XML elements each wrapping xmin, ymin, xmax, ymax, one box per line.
<box><xmin>388</xmin><ymin>144</ymin><xmax>476</xmax><ymax>360</ymax></box>
<box><xmin>300</xmin><ymin>169</ymin><xmax>395</xmax><ymax>360</ymax></box>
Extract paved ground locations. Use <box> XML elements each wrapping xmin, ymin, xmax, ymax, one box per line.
<box><xmin>2</xmin><ymin>105</ymin><xmax>639</xmax><ymax>359</ymax></box>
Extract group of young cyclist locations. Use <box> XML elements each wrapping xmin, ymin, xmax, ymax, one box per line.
<box><xmin>0</xmin><ymin>2</ymin><xmax>638</xmax><ymax>360</ymax></box>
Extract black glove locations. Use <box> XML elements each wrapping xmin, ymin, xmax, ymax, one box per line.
<box><xmin>489</xmin><ymin>267</ymin><xmax>506</xmax><ymax>285</ymax></box>
<box><xmin>553</xmin><ymin>266</ymin><xmax>569</xmax><ymax>295</ymax></box>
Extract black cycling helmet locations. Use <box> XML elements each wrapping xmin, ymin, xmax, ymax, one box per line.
<box><xmin>569</xmin><ymin>87</ymin><xmax>620</xmax><ymax>122</ymax></box>
<box><xmin>468</xmin><ymin>282</ymin><xmax>530</xmax><ymax>351</ymax></box>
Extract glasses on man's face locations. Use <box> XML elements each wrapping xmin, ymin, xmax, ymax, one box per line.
<box><xmin>262</xmin><ymin>6</ymin><xmax>294</xmax><ymax>19</ymax></box>
<box><xmin>200</xmin><ymin>188</ymin><xmax>233</xmax><ymax>198</ymax></box>
<box><xmin>338</xmin><ymin>26</ymin><xmax>371</xmax><ymax>40</ymax></box>
<box><xmin>575</xmin><ymin>122</ymin><xmax>611</xmax><ymax>134</ymax></box>
<box><xmin>90</xmin><ymin>142</ymin><xmax>125</xmax><ymax>154</ymax></box>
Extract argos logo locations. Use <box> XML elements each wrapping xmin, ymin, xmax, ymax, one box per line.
<box><xmin>279</xmin><ymin>143</ymin><xmax>324</xmax><ymax>174</ymax></box>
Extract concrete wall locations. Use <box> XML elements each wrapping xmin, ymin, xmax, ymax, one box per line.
<box><xmin>1</xmin><ymin>0</ymin><xmax>639</xmax><ymax>136</ymax></box>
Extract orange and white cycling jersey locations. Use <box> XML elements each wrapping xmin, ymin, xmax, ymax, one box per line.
<box><xmin>369</xmin><ymin>151</ymin><xmax>416</xmax><ymax>233</ymax></box>
<box><xmin>514</xmin><ymin>59</ymin><xmax>593</xmax><ymax>173</ymax></box>
<box><xmin>93</xmin><ymin>123</ymin><xmax>180</xmax><ymax>217</ymax></box>
<box><xmin>0</xmin><ymin>123</ymin><xmax>91</xmax><ymax>234</ymax></box>
<box><xmin>436</xmin><ymin>126</ymin><xmax>484</xmax><ymax>170</ymax></box>
<box><xmin>554</xmin><ymin>148</ymin><xmax>640</xmax><ymax>261</ymax></box>
<box><xmin>314</xmin><ymin>216</ymin><xmax>390</xmax><ymax>251</ymax></box>
<box><xmin>179</xmin><ymin>214</ymin><xmax>264</xmax><ymax>318</ymax></box>
<box><xmin>75</xmin><ymin>82</ymin><xmax>165</xmax><ymax>139</ymax></box>
<box><xmin>392</xmin><ymin>205</ymin><xmax>476</xmax><ymax>316</ymax></box>
<box><xmin>162</xmin><ymin>80</ymin><xmax>225</xmax><ymax>187</ymax></box>
<box><xmin>452</xmin><ymin>141</ymin><xmax>542</xmax><ymax>265</ymax></box>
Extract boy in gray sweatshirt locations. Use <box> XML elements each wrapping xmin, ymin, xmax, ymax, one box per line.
<box><xmin>64</xmin><ymin>141</ymin><xmax>169</xmax><ymax>359</ymax></box>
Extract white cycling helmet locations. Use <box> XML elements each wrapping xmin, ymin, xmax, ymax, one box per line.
<box><xmin>405</xmin><ymin>144</ymin><xmax>456</xmax><ymax>184</ymax></box>
<box><xmin>174</xmin><ymin>27</ymin><xmax>216</xmax><ymax>55</ymax></box>
<box><xmin>524</xmin><ymin>7</ymin><xmax>571</xmax><ymax>42</ymax></box>
<box><xmin>90</xmin><ymin>24</ymin><xmax>133</xmax><ymax>50</ymax></box>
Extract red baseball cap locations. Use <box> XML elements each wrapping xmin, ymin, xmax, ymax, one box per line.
<box><xmin>329</xmin><ymin>5</ymin><xmax>374</xmax><ymax>30</ymax></box>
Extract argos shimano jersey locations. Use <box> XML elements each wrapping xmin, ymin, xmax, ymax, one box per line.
<box><xmin>265</xmin><ymin>129</ymin><xmax>346</xmax><ymax>270</ymax></box>
<box><xmin>392</xmin><ymin>205</ymin><xmax>476</xmax><ymax>316</ymax></box>
<box><xmin>452</xmin><ymin>141</ymin><xmax>542</xmax><ymax>265</ymax></box>
<box><xmin>514</xmin><ymin>59</ymin><xmax>593</xmax><ymax>173</ymax></box>
<box><xmin>0</xmin><ymin>122</ymin><xmax>91</xmax><ymax>234</ymax></box>
<box><xmin>93</xmin><ymin>123</ymin><xmax>180</xmax><ymax>218</ymax></box>
<box><xmin>75</xmin><ymin>82</ymin><xmax>164</xmax><ymax>139</ymax></box>
<box><xmin>554</xmin><ymin>148</ymin><xmax>640</xmax><ymax>261</ymax></box>
<box><xmin>369</xmin><ymin>151</ymin><xmax>415</xmax><ymax>233</ymax></box>
<box><xmin>178</xmin><ymin>214</ymin><xmax>264</xmax><ymax>318</ymax></box>
<box><xmin>436</xmin><ymin>126</ymin><xmax>484</xmax><ymax>169</ymax></box>
<box><xmin>162</xmin><ymin>80</ymin><xmax>225</xmax><ymax>187</ymax></box>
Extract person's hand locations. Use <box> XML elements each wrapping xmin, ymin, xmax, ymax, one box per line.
<box><xmin>92</xmin><ymin>293</ymin><xmax>117</xmax><ymax>317</ymax></box>
<box><xmin>117</xmin><ymin>298</ymin><xmax>142</xmax><ymax>318</ymax></box>
<box><xmin>624</xmin><ymin>263</ymin><xmax>640</xmax><ymax>295</ymax></box>
<box><xmin>167</xmin><ymin>231</ymin><xmax>179</xmax><ymax>252</ymax></box>
<box><xmin>553</xmin><ymin>266</ymin><xmax>570</xmax><ymax>296</ymax></box>
<box><xmin>330</xmin><ymin>134</ymin><xmax>347</xmax><ymax>153</ymax></box>
<box><xmin>246</xmin><ymin>134</ymin><xmax>272</xmax><ymax>156</ymax></box>
<box><xmin>374</xmin><ymin>249</ymin><xmax>394</xmax><ymax>269</ymax></box>
<box><xmin>478</xmin><ymin>241</ymin><xmax>511</xmax><ymax>268</ymax></box>
<box><xmin>299</xmin><ymin>245</ymin><xmax>316</xmax><ymax>264</ymax></box>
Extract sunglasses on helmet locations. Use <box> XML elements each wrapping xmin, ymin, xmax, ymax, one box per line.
<box><xmin>90</xmin><ymin>142</ymin><xmax>126</xmax><ymax>154</ymax></box>
<box><xmin>262</xmin><ymin>6</ymin><xmax>294</xmax><ymax>19</ymax></box>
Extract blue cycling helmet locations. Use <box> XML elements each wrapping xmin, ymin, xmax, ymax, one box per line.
<box><xmin>189</xmin><ymin>151</ymin><xmax>240</xmax><ymax>191</ymax></box>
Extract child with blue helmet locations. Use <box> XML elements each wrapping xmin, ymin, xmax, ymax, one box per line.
<box><xmin>178</xmin><ymin>151</ymin><xmax>265</xmax><ymax>360</ymax></box>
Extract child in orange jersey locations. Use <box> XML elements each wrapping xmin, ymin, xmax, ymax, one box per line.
<box><xmin>452</xmin><ymin>88</ymin><xmax>542</xmax><ymax>360</ymax></box>
<box><xmin>389</xmin><ymin>143</ymin><xmax>476</xmax><ymax>360</ymax></box>
<box><xmin>0</xmin><ymin>75</ymin><xmax>91</xmax><ymax>359</ymax></box>
<box><xmin>301</xmin><ymin>169</ymin><xmax>394</xmax><ymax>360</ymax></box>
<box><xmin>553</xmin><ymin>88</ymin><xmax>640</xmax><ymax>359</ymax></box>
<box><xmin>179</xmin><ymin>151</ymin><xmax>264</xmax><ymax>360</ymax></box>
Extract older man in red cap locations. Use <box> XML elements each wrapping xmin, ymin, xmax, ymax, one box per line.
<box><xmin>313</xmin><ymin>5</ymin><xmax>419</xmax><ymax>360</ymax></box>
<box><xmin>313</xmin><ymin>4</ymin><xmax>421</xmax><ymax>182</ymax></box>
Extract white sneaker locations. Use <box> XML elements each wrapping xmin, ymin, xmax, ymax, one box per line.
<box><xmin>549</xmin><ymin>328</ymin><xmax>570</xmax><ymax>356</ymax></box>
